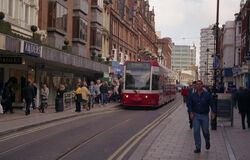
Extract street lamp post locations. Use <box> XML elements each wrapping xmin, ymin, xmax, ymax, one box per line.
<box><xmin>211</xmin><ymin>0</ymin><xmax>220</xmax><ymax>130</ymax></box>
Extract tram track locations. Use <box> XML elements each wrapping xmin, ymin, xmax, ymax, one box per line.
<box><xmin>108</xmin><ymin>99</ymin><xmax>182</xmax><ymax>160</ymax></box>
<box><xmin>54</xmin><ymin>99</ymin><xmax>182</xmax><ymax>160</ymax></box>
<box><xmin>0</xmin><ymin>109</ymin><xmax>123</xmax><ymax>158</ymax></box>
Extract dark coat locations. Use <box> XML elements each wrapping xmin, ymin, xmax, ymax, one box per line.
<box><xmin>237</xmin><ymin>90</ymin><xmax>250</xmax><ymax>113</ymax></box>
<box><xmin>56</xmin><ymin>89</ymin><xmax>66</xmax><ymax>99</ymax></box>
<box><xmin>2</xmin><ymin>86</ymin><xmax>14</xmax><ymax>104</ymax></box>
<box><xmin>100</xmin><ymin>84</ymin><xmax>108</xmax><ymax>93</ymax></box>
<box><xmin>23</xmin><ymin>85</ymin><xmax>35</xmax><ymax>101</ymax></box>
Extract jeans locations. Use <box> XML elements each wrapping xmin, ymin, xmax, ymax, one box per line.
<box><xmin>88</xmin><ymin>95</ymin><xmax>95</xmax><ymax>107</ymax></box>
<box><xmin>193</xmin><ymin>113</ymin><xmax>210</xmax><ymax>150</ymax></box>
<box><xmin>101</xmin><ymin>93</ymin><xmax>106</xmax><ymax>105</ymax></box>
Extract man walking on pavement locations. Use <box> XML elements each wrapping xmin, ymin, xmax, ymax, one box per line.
<box><xmin>188</xmin><ymin>80</ymin><xmax>216</xmax><ymax>153</ymax></box>
<box><xmin>22</xmin><ymin>80</ymin><xmax>35</xmax><ymax>115</ymax></box>
<box><xmin>186</xmin><ymin>81</ymin><xmax>196</xmax><ymax>129</ymax></box>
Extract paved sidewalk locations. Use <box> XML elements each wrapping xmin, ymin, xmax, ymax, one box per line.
<box><xmin>223</xmin><ymin>108</ymin><xmax>250</xmax><ymax>160</ymax></box>
<box><xmin>129</xmin><ymin>103</ymin><xmax>250</xmax><ymax>160</ymax></box>
<box><xmin>0</xmin><ymin>102</ymin><xmax>120</xmax><ymax>136</ymax></box>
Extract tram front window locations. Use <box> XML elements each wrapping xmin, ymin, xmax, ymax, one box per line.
<box><xmin>125</xmin><ymin>62</ymin><xmax>151</xmax><ymax>90</ymax></box>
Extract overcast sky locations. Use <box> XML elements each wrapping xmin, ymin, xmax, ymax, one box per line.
<box><xmin>149</xmin><ymin>0</ymin><xmax>241</xmax><ymax>66</ymax></box>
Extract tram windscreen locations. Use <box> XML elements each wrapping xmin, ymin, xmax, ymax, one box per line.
<box><xmin>125</xmin><ymin>62</ymin><xmax>151</xmax><ymax>90</ymax></box>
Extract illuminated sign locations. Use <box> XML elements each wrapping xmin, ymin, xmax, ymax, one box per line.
<box><xmin>126</xmin><ymin>62</ymin><xmax>151</xmax><ymax>70</ymax></box>
<box><xmin>20</xmin><ymin>40</ymin><xmax>42</xmax><ymax>57</ymax></box>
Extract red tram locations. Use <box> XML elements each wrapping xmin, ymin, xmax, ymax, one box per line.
<box><xmin>122</xmin><ymin>60</ymin><xmax>177</xmax><ymax>108</ymax></box>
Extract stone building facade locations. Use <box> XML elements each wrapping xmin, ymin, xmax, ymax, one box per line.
<box><xmin>0</xmin><ymin>0</ymin><xmax>39</xmax><ymax>38</ymax></box>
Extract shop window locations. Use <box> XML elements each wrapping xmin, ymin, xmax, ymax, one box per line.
<box><xmin>48</xmin><ymin>2</ymin><xmax>68</xmax><ymax>33</ymax></box>
<box><xmin>9</xmin><ymin>69</ymin><xmax>26</xmax><ymax>103</ymax></box>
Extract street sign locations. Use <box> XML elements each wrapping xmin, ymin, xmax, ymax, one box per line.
<box><xmin>213</xmin><ymin>56</ymin><xmax>219</xmax><ymax>70</ymax></box>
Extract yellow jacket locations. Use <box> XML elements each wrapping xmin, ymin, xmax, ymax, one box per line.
<box><xmin>81</xmin><ymin>86</ymin><xmax>90</xmax><ymax>101</ymax></box>
<box><xmin>74</xmin><ymin>87</ymin><xmax>82</xmax><ymax>95</ymax></box>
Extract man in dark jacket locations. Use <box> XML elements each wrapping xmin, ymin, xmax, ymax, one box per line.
<box><xmin>188</xmin><ymin>80</ymin><xmax>216</xmax><ymax>153</ymax></box>
<box><xmin>31</xmin><ymin>83</ymin><xmax>37</xmax><ymax>109</ymax></box>
<box><xmin>2</xmin><ymin>81</ymin><xmax>14</xmax><ymax>114</ymax></box>
<box><xmin>22</xmin><ymin>80</ymin><xmax>35</xmax><ymax>115</ymax></box>
<box><xmin>100</xmin><ymin>81</ymin><xmax>108</xmax><ymax>106</ymax></box>
<box><xmin>237</xmin><ymin>87</ymin><xmax>250</xmax><ymax>129</ymax></box>
<box><xmin>186</xmin><ymin>81</ymin><xmax>196</xmax><ymax>129</ymax></box>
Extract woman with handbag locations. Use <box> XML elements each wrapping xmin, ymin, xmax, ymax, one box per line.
<box><xmin>39</xmin><ymin>84</ymin><xmax>49</xmax><ymax>113</ymax></box>
<box><xmin>74</xmin><ymin>83</ymin><xmax>82</xmax><ymax>112</ymax></box>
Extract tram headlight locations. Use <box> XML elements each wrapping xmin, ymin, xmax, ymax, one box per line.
<box><xmin>125</xmin><ymin>95</ymin><xmax>129</xmax><ymax>98</ymax></box>
<box><xmin>145</xmin><ymin>95</ymin><xmax>148</xmax><ymax>99</ymax></box>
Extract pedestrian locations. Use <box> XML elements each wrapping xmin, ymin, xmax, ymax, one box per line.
<box><xmin>231</xmin><ymin>85</ymin><xmax>238</xmax><ymax>109</ymax></box>
<box><xmin>95</xmin><ymin>80</ymin><xmax>101</xmax><ymax>104</ymax></box>
<box><xmin>107</xmin><ymin>82</ymin><xmax>114</xmax><ymax>102</ymax></box>
<box><xmin>39</xmin><ymin>84</ymin><xmax>49</xmax><ymax>113</ymax></box>
<box><xmin>22</xmin><ymin>80</ymin><xmax>35</xmax><ymax>115</ymax></box>
<box><xmin>82</xmin><ymin>81</ymin><xmax>90</xmax><ymax>110</ymax></box>
<box><xmin>55</xmin><ymin>84</ymin><xmax>66</xmax><ymax>112</ymax></box>
<box><xmin>74</xmin><ymin>83</ymin><xmax>82</xmax><ymax>112</ymax></box>
<box><xmin>113</xmin><ymin>81</ymin><xmax>119</xmax><ymax>102</ymax></box>
<box><xmin>88</xmin><ymin>81</ymin><xmax>97</xmax><ymax>109</ymax></box>
<box><xmin>118</xmin><ymin>79</ymin><xmax>123</xmax><ymax>102</ymax></box>
<box><xmin>237</xmin><ymin>87</ymin><xmax>250</xmax><ymax>129</ymax></box>
<box><xmin>186</xmin><ymin>81</ymin><xmax>196</xmax><ymax>129</ymax></box>
<box><xmin>181</xmin><ymin>86</ymin><xmax>188</xmax><ymax>103</ymax></box>
<box><xmin>32</xmin><ymin>83</ymin><xmax>37</xmax><ymax>109</ymax></box>
<box><xmin>188</xmin><ymin>80</ymin><xmax>216</xmax><ymax>153</ymax></box>
<box><xmin>100</xmin><ymin>81</ymin><xmax>108</xmax><ymax>106</ymax></box>
<box><xmin>2</xmin><ymin>81</ymin><xmax>14</xmax><ymax>114</ymax></box>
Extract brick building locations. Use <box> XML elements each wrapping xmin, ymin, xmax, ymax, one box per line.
<box><xmin>110</xmin><ymin>0</ymin><xmax>138</xmax><ymax>64</ymax></box>
<box><xmin>157</xmin><ymin>37</ymin><xmax>173</xmax><ymax>69</ymax></box>
<box><xmin>135</xmin><ymin>0</ymin><xmax>158</xmax><ymax>60</ymax></box>
<box><xmin>109</xmin><ymin>0</ymin><xmax>157</xmax><ymax>64</ymax></box>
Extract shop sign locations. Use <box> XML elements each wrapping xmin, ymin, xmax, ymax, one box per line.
<box><xmin>0</xmin><ymin>57</ymin><xmax>22</xmax><ymax>64</ymax></box>
<box><xmin>20</xmin><ymin>40</ymin><xmax>42</xmax><ymax>57</ymax></box>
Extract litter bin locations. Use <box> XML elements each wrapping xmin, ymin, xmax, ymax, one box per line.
<box><xmin>55</xmin><ymin>98</ymin><xmax>64</xmax><ymax>112</ymax></box>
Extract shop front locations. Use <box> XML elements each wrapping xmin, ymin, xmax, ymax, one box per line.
<box><xmin>1</xmin><ymin>35</ymin><xmax>109</xmax><ymax>107</ymax></box>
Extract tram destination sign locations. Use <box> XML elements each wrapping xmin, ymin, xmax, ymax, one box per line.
<box><xmin>0</xmin><ymin>57</ymin><xmax>22</xmax><ymax>64</ymax></box>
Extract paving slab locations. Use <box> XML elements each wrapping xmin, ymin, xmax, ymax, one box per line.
<box><xmin>129</xmin><ymin>103</ymin><xmax>229</xmax><ymax>160</ymax></box>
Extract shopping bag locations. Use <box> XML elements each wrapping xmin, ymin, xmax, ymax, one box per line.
<box><xmin>0</xmin><ymin>104</ymin><xmax>3</xmax><ymax>114</ymax></box>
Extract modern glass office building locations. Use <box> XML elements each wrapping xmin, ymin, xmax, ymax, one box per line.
<box><xmin>172</xmin><ymin>45</ymin><xmax>196</xmax><ymax>71</ymax></box>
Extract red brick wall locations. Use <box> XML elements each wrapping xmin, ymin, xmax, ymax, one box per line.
<box><xmin>38</xmin><ymin>0</ymin><xmax>48</xmax><ymax>30</ymax></box>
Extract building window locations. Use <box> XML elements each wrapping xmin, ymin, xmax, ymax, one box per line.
<box><xmin>238</xmin><ymin>26</ymin><xmax>241</xmax><ymax>34</ymax></box>
<box><xmin>91</xmin><ymin>28</ymin><xmax>102</xmax><ymax>49</ymax></box>
<box><xmin>48</xmin><ymin>2</ymin><xmax>68</xmax><ymax>33</ymax></box>
<box><xmin>8</xmin><ymin>0</ymin><xmax>13</xmax><ymax>17</ymax></box>
<box><xmin>25</xmin><ymin>4</ymin><xmax>30</xmax><ymax>24</ymax></box>
<box><xmin>73</xmin><ymin>17</ymin><xmax>87</xmax><ymax>42</ymax></box>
